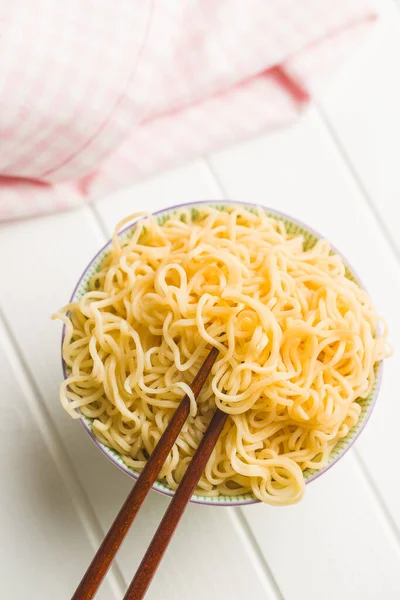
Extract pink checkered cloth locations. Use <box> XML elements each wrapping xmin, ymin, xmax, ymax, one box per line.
<box><xmin>0</xmin><ymin>0</ymin><xmax>375</xmax><ymax>221</ymax></box>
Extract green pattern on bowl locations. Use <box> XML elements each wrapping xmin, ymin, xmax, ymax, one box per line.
<box><xmin>65</xmin><ymin>201</ymin><xmax>383</xmax><ymax>506</ymax></box>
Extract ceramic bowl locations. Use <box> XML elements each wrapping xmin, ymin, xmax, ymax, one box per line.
<box><xmin>61</xmin><ymin>201</ymin><xmax>383</xmax><ymax>506</ymax></box>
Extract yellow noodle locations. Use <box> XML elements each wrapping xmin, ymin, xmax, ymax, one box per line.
<box><xmin>53</xmin><ymin>206</ymin><xmax>390</xmax><ymax>505</ymax></box>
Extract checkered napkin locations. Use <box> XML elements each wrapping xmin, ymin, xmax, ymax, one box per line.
<box><xmin>0</xmin><ymin>0</ymin><xmax>375</xmax><ymax>221</ymax></box>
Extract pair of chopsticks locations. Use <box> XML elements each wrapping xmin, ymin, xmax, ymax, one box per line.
<box><xmin>72</xmin><ymin>346</ymin><xmax>225</xmax><ymax>600</ymax></box>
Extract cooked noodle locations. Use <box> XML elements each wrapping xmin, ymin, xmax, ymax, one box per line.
<box><xmin>53</xmin><ymin>205</ymin><xmax>389</xmax><ymax>505</ymax></box>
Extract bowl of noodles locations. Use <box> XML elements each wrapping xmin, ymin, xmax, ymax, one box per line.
<box><xmin>54</xmin><ymin>201</ymin><xmax>387</xmax><ymax>506</ymax></box>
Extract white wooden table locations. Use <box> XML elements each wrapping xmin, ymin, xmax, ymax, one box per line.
<box><xmin>1</xmin><ymin>3</ymin><xmax>400</xmax><ymax>598</ymax></box>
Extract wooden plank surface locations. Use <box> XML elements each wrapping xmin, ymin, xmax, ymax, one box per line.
<box><xmin>315</xmin><ymin>0</ymin><xmax>400</xmax><ymax>256</ymax></box>
<box><xmin>0</xmin><ymin>317</ymin><xmax>116</xmax><ymax>600</ymax></box>
<box><xmin>241</xmin><ymin>452</ymin><xmax>400</xmax><ymax>600</ymax></box>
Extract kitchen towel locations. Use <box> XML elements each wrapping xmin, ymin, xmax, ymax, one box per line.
<box><xmin>0</xmin><ymin>0</ymin><xmax>375</xmax><ymax>220</ymax></box>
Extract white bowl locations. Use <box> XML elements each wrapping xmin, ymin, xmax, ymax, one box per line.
<box><xmin>61</xmin><ymin>201</ymin><xmax>383</xmax><ymax>506</ymax></box>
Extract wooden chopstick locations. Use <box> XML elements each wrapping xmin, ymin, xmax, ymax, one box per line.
<box><xmin>123</xmin><ymin>406</ymin><xmax>228</xmax><ymax>600</ymax></box>
<box><xmin>72</xmin><ymin>346</ymin><xmax>219</xmax><ymax>600</ymax></box>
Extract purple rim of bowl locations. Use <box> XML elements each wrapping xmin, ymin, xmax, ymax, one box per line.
<box><xmin>61</xmin><ymin>200</ymin><xmax>383</xmax><ymax>507</ymax></box>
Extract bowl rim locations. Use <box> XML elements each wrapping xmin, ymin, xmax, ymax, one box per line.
<box><xmin>61</xmin><ymin>200</ymin><xmax>383</xmax><ymax>507</ymax></box>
